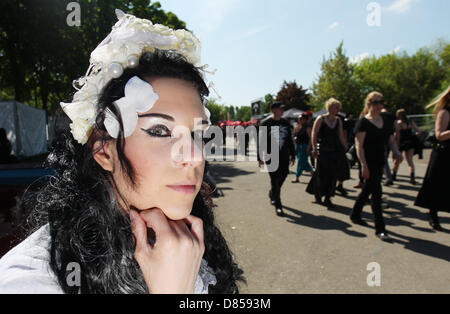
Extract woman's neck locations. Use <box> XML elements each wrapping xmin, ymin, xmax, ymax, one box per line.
<box><xmin>367</xmin><ymin>110</ymin><xmax>381</xmax><ymax>119</ymax></box>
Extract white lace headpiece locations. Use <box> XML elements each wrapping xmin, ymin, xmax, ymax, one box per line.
<box><xmin>61</xmin><ymin>9</ymin><xmax>212</xmax><ymax>145</ymax></box>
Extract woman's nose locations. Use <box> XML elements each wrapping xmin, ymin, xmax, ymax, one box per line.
<box><xmin>171</xmin><ymin>126</ymin><xmax>204</xmax><ymax>168</ymax></box>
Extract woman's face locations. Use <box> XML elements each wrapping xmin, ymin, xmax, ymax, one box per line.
<box><xmin>328</xmin><ymin>104</ymin><xmax>340</xmax><ymax>116</ymax></box>
<box><xmin>370</xmin><ymin>96</ymin><xmax>384</xmax><ymax>115</ymax></box>
<box><xmin>111</xmin><ymin>77</ymin><xmax>207</xmax><ymax>220</ymax></box>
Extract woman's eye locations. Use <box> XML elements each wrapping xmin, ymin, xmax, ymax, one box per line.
<box><xmin>142</xmin><ymin>125</ymin><xmax>171</xmax><ymax>138</ymax></box>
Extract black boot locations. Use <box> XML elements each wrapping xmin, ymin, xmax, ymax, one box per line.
<box><xmin>392</xmin><ymin>171</ymin><xmax>397</xmax><ymax>181</ymax></box>
<box><xmin>336</xmin><ymin>184</ymin><xmax>348</xmax><ymax>196</ymax></box>
<box><xmin>429</xmin><ymin>210</ymin><xmax>443</xmax><ymax>231</ymax></box>
<box><xmin>410</xmin><ymin>172</ymin><xmax>416</xmax><ymax>185</ymax></box>
<box><xmin>269</xmin><ymin>190</ymin><xmax>275</xmax><ymax>205</ymax></box>
<box><xmin>323</xmin><ymin>198</ymin><xmax>336</xmax><ymax>210</ymax></box>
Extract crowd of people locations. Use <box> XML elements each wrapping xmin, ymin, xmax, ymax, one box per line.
<box><xmin>258</xmin><ymin>87</ymin><xmax>450</xmax><ymax>241</ymax></box>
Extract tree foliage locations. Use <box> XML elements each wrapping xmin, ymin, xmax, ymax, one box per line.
<box><xmin>438</xmin><ymin>42</ymin><xmax>450</xmax><ymax>89</ymax></box>
<box><xmin>310</xmin><ymin>41</ymin><xmax>449</xmax><ymax>115</ymax></box>
<box><xmin>205</xmin><ymin>99</ymin><xmax>225</xmax><ymax>125</ymax></box>
<box><xmin>0</xmin><ymin>0</ymin><xmax>186</xmax><ymax>114</ymax></box>
<box><xmin>235</xmin><ymin>106</ymin><xmax>251</xmax><ymax>122</ymax></box>
<box><xmin>275</xmin><ymin>81</ymin><xmax>311</xmax><ymax>111</ymax></box>
<box><xmin>263</xmin><ymin>93</ymin><xmax>274</xmax><ymax>113</ymax></box>
<box><xmin>354</xmin><ymin>49</ymin><xmax>445</xmax><ymax>114</ymax></box>
<box><xmin>310</xmin><ymin>42</ymin><xmax>363</xmax><ymax>114</ymax></box>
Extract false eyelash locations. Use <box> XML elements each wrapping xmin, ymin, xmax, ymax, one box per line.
<box><xmin>141</xmin><ymin>125</ymin><xmax>172</xmax><ymax>138</ymax></box>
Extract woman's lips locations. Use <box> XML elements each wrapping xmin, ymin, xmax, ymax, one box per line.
<box><xmin>167</xmin><ymin>185</ymin><xmax>196</xmax><ymax>194</ymax></box>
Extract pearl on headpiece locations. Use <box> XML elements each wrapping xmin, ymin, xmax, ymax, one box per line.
<box><xmin>127</xmin><ymin>55</ymin><xmax>139</xmax><ymax>68</ymax></box>
<box><xmin>108</xmin><ymin>62</ymin><xmax>123</xmax><ymax>78</ymax></box>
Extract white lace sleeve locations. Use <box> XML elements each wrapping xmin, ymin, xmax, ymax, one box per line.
<box><xmin>0</xmin><ymin>225</ymin><xmax>63</xmax><ymax>294</ymax></box>
<box><xmin>194</xmin><ymin>259</ymin><xmax>217</xmax><ymax>294</ymax></box>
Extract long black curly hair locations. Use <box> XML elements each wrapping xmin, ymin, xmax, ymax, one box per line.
<box><xmin>24</xmin><ymin>50</ymin><xmax>245</xmax><ymax>294</ymax></box>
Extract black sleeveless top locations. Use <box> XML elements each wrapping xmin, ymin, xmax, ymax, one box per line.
<box><xmin>399</xmin><ymin>121</ymin><xmax>415</xmax><ymax>144</ymax></box>
<box><xmin>318</xmin><ymin>116</ymin><xmax>340</xmax><ymax>152</ymax></box>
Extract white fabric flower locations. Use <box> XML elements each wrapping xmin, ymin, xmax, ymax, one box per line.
<box><xmin>104</xmin><ymin>76</ymin><xmax>159</xmax><ymax>139</ymax></box>
<box><xmin>70</xmin><ymin>118</ymin><xmax>92</xmax><ymax>145</ymax></box>
<box><xmin>61</xmin><ymin>101</ymin><xmax>96</xmax><ymax>123</ymax></box>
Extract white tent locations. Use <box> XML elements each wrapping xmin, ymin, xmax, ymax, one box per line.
<box><xmin>0</xmin><ymin>101</ymin><xmax>47</xmax><ymax>157</ymax></box>
<box><xmin>282</xmin><ymin>108</ymin><xmax>305</xmax><ymax>119</ymax></box>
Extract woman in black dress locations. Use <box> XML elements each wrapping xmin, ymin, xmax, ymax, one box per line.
<box><xmin>392</xmin><ymin>109</ymin><xmax>421</xmax><ymax>185</ymax></box>
<box><xmin>307</xmin><ymin>98</ymin><xmax>347</xmax><ymax>209</ymax></box>
<box><xmin>350</xmin><ymin>92</ymin><xmax>402</xmax><ymax>241</ymax></box>
<box><xmin>415</xmin><ymin>86</ymin><xmax>450</xmax><ymax>231</ymax></box>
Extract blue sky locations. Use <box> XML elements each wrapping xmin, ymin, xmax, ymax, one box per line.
<box><xmin>158</xmin><ymin>0</ymin><xmax>450</xmax><ymax>108</ymax></box>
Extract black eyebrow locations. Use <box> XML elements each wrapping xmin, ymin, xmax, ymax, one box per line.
<box><xmin>138</xmin><ymin>113</ymin><xmax>209</xmax><ymax>125</ymax></box>
<box><xmin>137</xmin><ymin>113</ymin><xmax>175</xmax><ymax>121</ymax></box>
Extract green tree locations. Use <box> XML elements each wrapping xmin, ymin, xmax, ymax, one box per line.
<box><xmin>275</xmin><ymin>81</ymin><xmax>310</xmax><ymax>111</ymax></box>
<box><xmin>310</xmin><ymin>42</ymin><xmax>363</xmax><ymax>115</ymax></box>
<box><xmin>0</xmin><ymin>0</ymin><xmax>186</xmax><ymax>114</ymax></box>
<box><xmin>263</xmin><ymin>93</ymin><xmax>274</xmax><ymax>113</ymax></box>
<box><xmin>229</xmin><ymin>106</ymin><xmax>235</xmax><ymax>120</ymax></box>
<box><xmin>354</xmin><ymin>47</ymin><xmax>445</xmax><ymax>114</ymax></box>
<box><xmin>438</xmin><ymin>43</ymin><xmax>450</xmax><ymax>89</ymax></box>
<box><xmin>206</xmin><ymin>98</ymin><xmax>226</xmax><ymax>125</ymax></box>
<box><xmin>235</xmin><ymin>106</ymin><xmax>251</xmax><ymax>121</ymax></box>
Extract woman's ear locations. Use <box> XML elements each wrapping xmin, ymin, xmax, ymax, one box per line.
<box><xmin>92</xmin><ymin>139</ymin><xmax>115</xmax><ymax>172</ymax></box>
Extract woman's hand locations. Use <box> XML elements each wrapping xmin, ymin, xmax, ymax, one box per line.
<box><xmin>130</xmin><ymin>208</ymin><xmax>205</xmax><ymax>294</ymax></box>
<box><xmin>362</xmin><ymin>164</ymin><xmax>370</xmax><ymax>180</ymax></box>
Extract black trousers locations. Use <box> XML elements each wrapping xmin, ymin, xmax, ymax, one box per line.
<box><xmin>268</xmin><ymin>157</ymin><xmax>290</xmax><ymax>208</ymax></box>
<box><xmin>351</xmin><ymin>163</ymin><xmax>386</xmax><ymax>233</ymax></box>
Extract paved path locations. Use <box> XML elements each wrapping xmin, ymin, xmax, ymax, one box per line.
<box><xmin>209</xmin><ymin>150</ymin><xmax>450</xmax><ymax>293</ymax></box>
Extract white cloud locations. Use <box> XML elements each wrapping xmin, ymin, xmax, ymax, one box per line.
<box><xmin>385</xmin><ymin>0</ymin><xmax>417</xmax><ymax>14</ymax></box>
<box><xmin>391</xmin><ymin>45</ymin><xmax>402</xmax><ymax>54</ymax></box>
<box><xmin>329</xmin><ymin>21</ymin><xmax>340</xmax><ymax>29</ymax></box>
<box><xmin>350</xmin><ymin>53</ymin><xmax>370</xmax><ymax>64</ymax></box>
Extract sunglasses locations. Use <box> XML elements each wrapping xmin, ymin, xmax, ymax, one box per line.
<box><xmin>371</xmin><ymin>100</ymin><xmax>384</xmax><ymax>105</ymax></box>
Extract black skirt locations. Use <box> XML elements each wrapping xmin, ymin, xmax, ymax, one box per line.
<box><xmin>415</xmin><ymin>146</ymin><xmax>450</xmax><ymax>212</ymax></box>
<box><xmin>306</xmin><ymin>150</ymin><xmax>339</xmax><ymax>197</ymax></box>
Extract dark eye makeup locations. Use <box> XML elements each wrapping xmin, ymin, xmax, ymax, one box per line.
<box><xmin>141</xmin><ymin>125</ymin><xmax>172</xmax><ymax>138</ymax></box>
<box><xmin>141</xmin><ymin>125</ymin><xmax>210</xmax><ymax>144</ymax></box>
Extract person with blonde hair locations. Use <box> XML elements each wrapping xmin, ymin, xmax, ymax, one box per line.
<box><xmin>415</xmin><ymin>86</ymin><xmax>450</xmax><ymax>231</ymax></box>
<box><xmin>307</xmin><ymin>98</ymin><xmax>348</xmax><ymax>209</ymax></box>
<box><xmin>392</xmin><ymin>108</ymin><xmax>421</xmax><ymax>185</ymax></box>
<box><xmin>350</xmin><ymin>92</ymin><xmax>402</xmax><ymax>241</ymax></box>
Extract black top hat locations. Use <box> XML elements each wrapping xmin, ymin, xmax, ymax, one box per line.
<box><xmin>271</xmin><ymin>102</ymin><xmax>285</xmax><ymax>109</ymax></box>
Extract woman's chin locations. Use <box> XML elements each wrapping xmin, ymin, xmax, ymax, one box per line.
<box><xmin>159</xmin><ymin>203</ymin><xmax>194</xmax><ymax>221</ymax></box>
